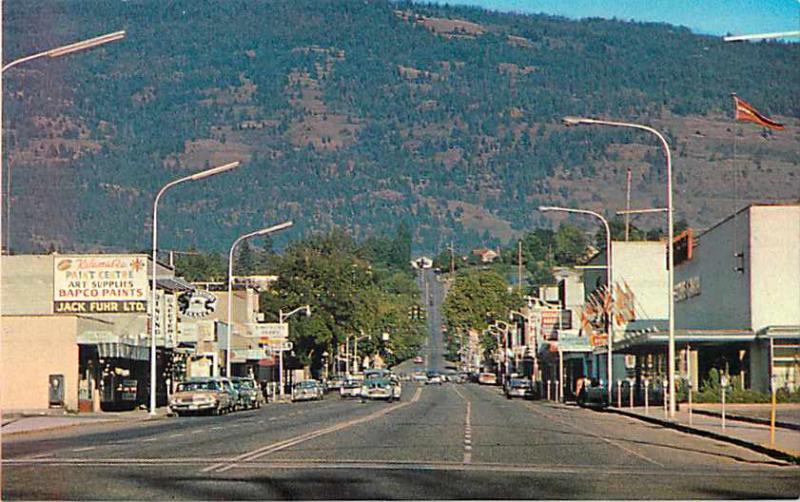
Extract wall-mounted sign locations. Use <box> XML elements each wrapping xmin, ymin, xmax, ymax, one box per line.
<box><xmin>179</xmin><ymin>290</ymin><xmax>218</xmax><ymax>318</ymax></box>
<box><xmin>53</xmin><ymin>255</ymin><xmax>148</xmax><ymax>314</ymax></box>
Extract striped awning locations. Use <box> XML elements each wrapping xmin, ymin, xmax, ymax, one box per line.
<box><xmin>96</xmin><ymin>342</ymin><xmax>149</xmax><ymax>361</ymax></box>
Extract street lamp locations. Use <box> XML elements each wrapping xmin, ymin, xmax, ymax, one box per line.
<box><xmin>149</xmin><ymin>161</ymin><xmax>240</xmax><ymax>415</ymax></box>
<box><xmin>1</xmin><ymin>30</ymin><xmax>126</xmax><ymax>252</ymax></box>
<box><xmin>277</xmin><ymin>305</ymin><xmax>311</xmax><ymax>399</ymax></box>
<box><xmin>562</xmin><ymin>115</ymin><xmax>676</xmax><ymax>417</ymax></box>
<box><xmin>226</xmin><ymin>221</ymin><xmax>293</xmax><ymax>377</ymax></box>
<box><xmin>539</xmin><ymin>205</ymin><xmax>613</xmax><ymax>402</ymax></box>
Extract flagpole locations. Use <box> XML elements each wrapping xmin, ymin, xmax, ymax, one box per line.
<box><xmin>731</xmin><ymin>93</ymin><xmax>739</xmax><ymax>263</ymax></box>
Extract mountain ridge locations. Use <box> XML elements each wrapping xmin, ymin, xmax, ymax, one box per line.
<box><xmin>3</xmin><ymin>0</ymin><xmax>798</xmax><ymax>254</ymax></box>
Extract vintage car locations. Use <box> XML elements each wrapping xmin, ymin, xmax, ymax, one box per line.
<box><xmin>231</xmin><ymin>376</ymin><xmax>263</xmax><ymax>410</ymax></box>
<box><xmin>425</xmin><ymin>370</ymin><xmax>443</xmax><ymax>385</ymax></box>
<box><xmin>478</xmin><ymin>372</ymin><xmax>498</xmax><ymax>385</ymax></box>
<box><xmin>504</xmin><ymin>378</ymin><xmax>535</xmax><ymax>399</ymax></box>
<box><xmin>292</xmin><ymin>380</ymin><xmax>324</xmax><ymax>402</ymax></box>
<box><xmin>340</xmin><ymin>379</ymin><xmax>363</xmax><ymax>398</ymax></box>
<box><xmin>577</xmin><ymin>379</ymin><xmax>609</xmax><ymax>409</ymax></box>
<box><xmin>169</xmin><ymin>377</ymin><xmax>233</xmax><ymax>416</ymax></box>
<box><xmin>360</xmin><ymin>377</ymin><xmax>399</xmax><ymax>402</ymax></box>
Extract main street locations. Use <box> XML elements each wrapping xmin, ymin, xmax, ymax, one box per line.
<box><xmin>4</xmin><ymin>382</ymin><xmax>799</xmax><ymax>499</ymax></box>
<box><xmin>2</xmin><ymin>268</ymin><xmax>798</xmax><ymax>500</ymax></box>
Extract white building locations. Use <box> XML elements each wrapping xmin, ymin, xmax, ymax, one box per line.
<box><xmin>673</xmin><ymin>204</ymin><xmax>800</xmax><ymax>392</ymax></box>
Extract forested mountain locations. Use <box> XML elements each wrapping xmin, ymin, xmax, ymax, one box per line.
<box><xmin>3</xmin><ymin>0</ymin><xmax>798</xmax><ymax>254</ymax></box>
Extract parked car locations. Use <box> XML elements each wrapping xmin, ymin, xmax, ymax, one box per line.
<box><xmin>340</xmin><ymin>379</ymin><xmax>363</xmax><ymax>398</ymax></box>
<box><xmin>231</xmin><ymin>376</ymin><xmax>263</xmax><ymax>410</ymax></box>
<box><xmin>169</xmin><ymin>377</ymin><xmax>233</xmax><ymax>416</ymax></box>
<box><xmin>389</xmin><ymin>374</ymin><xmax>403</xmax><ymax>400</ymax></box>
<box><xmin>426</xmin><ymin>370</ymin><xmax>443</xmax><ymax>385</ymax></box>
<box><xmin>478</xmin><ymin>373</ymin><xmax>498</xmax><ymax>385</ymax></box>
<box><xmin>292</xmin><ymin>380</ymin><xmax>324</xmax><ymax>402</ymax></box>
<box><xmin>219</xmin><ymin>377</ymin><xmax>239</xmax><ymax>411</ymax></box>
<box><xmin>412</xmin><ymin>371</ymin><xmax>428</xmax><ymax>383</ymax></box>
<box><xmin>360</xmin><ymin>377</ymin><xmax>399</xmax><ymax>402</ymax></box>
<box><xmin>327</xmin><ymin>377</ymin><xmax>345</xmax><ymax>391</ymax></box>
<box><xmin>577</xmin><ymin>379</ymin><xmax>609</xmax><ymax>409</ymax></box>
<box><xmin>504</xmin><ymin>378</ymin><xmax>535</xmax><ymax>399</ymax></box>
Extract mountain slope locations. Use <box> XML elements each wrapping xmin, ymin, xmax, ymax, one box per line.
<box><xmin>3</xmin><ymin>0</ymin><xmax>798</xmax><ymax>254</ymax></box>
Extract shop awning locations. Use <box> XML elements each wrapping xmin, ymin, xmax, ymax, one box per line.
<box><xmin>757</xmin><ymin>326</ymin><xmax>800</xmax><ymax>339</ymax></box>
<box><xmin>614</xmin><ymin>328</ymin><xmax>755</xmax><ymax>352</ymax></box>
<box><xmin>96</xmin><ymin>342</ymin><xmax>149</xmax><ymax>361</ymax></box>
<box><xmin>155</xmin><ymin>277</ymin><xmax>196</xmax><ymax>292</ymax></box>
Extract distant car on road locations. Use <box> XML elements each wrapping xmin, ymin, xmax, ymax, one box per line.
<box><xmin>340</xmin><ymin>379</ymin><xmax>363</xmax><ymax>399</ymax></box>
<box><xmin>170</xmin><ymin>377</ymin><xmax>233</xmax><ymax>416</ymax></box>
<box><xmin>231</xmin><ymin>376</ymin><xmax>263</xmax><ymax>410</ymax></box>
<box><xmin>577</xmin><ymin>379</ymin><xmax>609</xmax><ymax>409</ymax></box>
<box><xmin>426</xmin><ymin>370</ymin><xmax>443</xmax><ymax>385</ymax></box>
<box><xmin>412</xmin><ymin>371</ymin><xmax>428</xmax><ymax>383</ymax></box>
<box><xmin>327</xmin><ymin>377</ymin><xmax>345</xmax><ymax>391</ymax></box>
<box><xmin>414</xmin><ymin>356</ymin><xmax>424</xmax><ymax>364</ymax></box>
<box><xmin>478</xmin><ymin>373</ymin><xmax>498</xmax><ymax>385</ymax></box>
<box><xmin>360</xmin><ymin>377</ymin><xmax>399</xmax><ymax>402</ymax></box>
<box><xmin>504</xmin><ymin>378</ymin><xmax>535</xmax><ymax>399</ymax></box>
<box><xmin>292</xmin><ymin>380</ymin><xmax>324</xmax><ymax>402</ymax></box>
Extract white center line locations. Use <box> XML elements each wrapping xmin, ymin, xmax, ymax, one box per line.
<box><xmin>168</xmin><ymin>433</ymin><xmax>184</xmax><ymax>438</ymax></box>
<box><xmin>452</xmin><ymin>386</ymin><xmax>473</xmax><ymax>464</ymax></box>
<box><xmin>72</xmin><ymin>446</ymin><xmax>95</xmax><ymax>452</ymax></box>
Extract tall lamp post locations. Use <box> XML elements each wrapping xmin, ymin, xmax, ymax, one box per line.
<box><xmin>539</xmin><ymin>205</ymin><xmax>612</xmax><ymax>402</ymax></box>
<box><xmin>278</xmin><ymin>305</ymin><xmax>311</xmax><ymax>399</ymax></box>
<box><xmin>1</xmin><ymin>30</ymin><xmax>126</xmax><ymax>253</ymax></box>
<box><xmin>226</xmin><ymin>221</ymin><xmax>293</xmax><ymax>377</ymax></box>
<box><xmin>562</xmin><ymin>116</ymin><xmax>676</xmax><ymax>417</ymax></box>
<box><xmin>149</xmin><ymin>161</ymin><xmax>240</xmax><ymax>415</ymax></box>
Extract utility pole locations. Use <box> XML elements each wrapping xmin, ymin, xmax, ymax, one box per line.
<box><xmin>625</xmin><ymin>167</ymin><xmax>632</xmax><ymax>241</ymax></box>
<box><xmin>517</xmin><ymin>240</ymin><xmax>523</xmax><ymax>295</ymax></box>
<box><xmin>449</xmin><ymin>241</ymin><xmax>455</xmax><ymax>276</ymax></box>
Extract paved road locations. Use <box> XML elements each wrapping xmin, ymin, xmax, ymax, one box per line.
<box><xmin>3</xmin><ymin>383</ymin><xmax>798</xmax><ymax>499</ymax></box>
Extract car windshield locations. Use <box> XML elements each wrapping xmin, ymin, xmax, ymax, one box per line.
<box><xmin>177</xmin><ymin>381</ymin><xmax>218</xmax><ymax>392</ymax></box>
<box><xmin>234</xmin><ymin>380</ymin><xmax>254</xmax><ymax>389</ymax></box>
<box><xmin>296</xmin><ymin>381</ymin><xmax>317</xmax><ymax>389</ymax></box>
<box><xmin>365</xmin><ymin>378</ymin><xmax>391</xmax><ymax>386</ymax></box>
<box><xmin>510</xmin><ymin>379</ymin><xmax>530</xmax><ymax>387</ymax></box>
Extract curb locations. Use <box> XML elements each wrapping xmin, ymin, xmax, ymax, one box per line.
<box><xmin>607</xmin><ymin>407</ymin><xmax>800</xmax><ymax>465</ymax></box>
<box><xmin>690</xmin><ymin>408</ymin><xmax>800</xmax><ymax>432</ymax></box>
<box><xmin>2</xmin><ymin>413</ymin><xmax>170</xmax><ymax>437</ymax></box>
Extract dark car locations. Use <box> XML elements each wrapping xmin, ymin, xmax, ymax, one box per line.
<box><xmin>231</xmin><ymin>376</ymin><xmax>263</xmax><ymax>410</ymax></box>
<box><xmin>504</xmin><ymin>378</ymin><xmax>535</xmax><ymax>399</ymax></box>
<box><xmin>577</xmin><ymin>378</ymin><xmax>609</xmax><ymax>409</ymax></box>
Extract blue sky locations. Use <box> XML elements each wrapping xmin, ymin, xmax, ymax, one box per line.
<box><xmin>417</xmin><ymin>0</ymin><xmax>799</xmax><ymax>38</ymax></box>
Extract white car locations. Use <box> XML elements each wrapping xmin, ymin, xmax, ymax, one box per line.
<box><xmin>292</xmin><ymin>380</ymin><xmax>323</xmax><ymax>402</ymax></box>
<box><xmin>339</xmin><ymin>380</ymin><xmax>362</xmax><ymax>398</ymax></box>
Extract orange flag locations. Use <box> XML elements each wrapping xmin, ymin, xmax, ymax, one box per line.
<box><xmin>733</xmin><ymin>95</ymin><xmax>784</xmax><ymax>131</ymax></box>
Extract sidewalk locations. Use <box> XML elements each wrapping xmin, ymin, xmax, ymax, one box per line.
<box><xmin>607</xmin><ymin>403</ymin><xmax>800</xmax><ymax>464</ymax></box>
<box><xmin>1</xmin><ymin>408</ymin><xmax>170</xmax><ymax>436</ymax></box>
<box><xmin>691</xmin><ymin>402</ymin><xmax>800</xmax><ymax>430</ymax></box>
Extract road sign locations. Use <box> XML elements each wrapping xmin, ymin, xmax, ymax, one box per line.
<box><xmin>248</xmin><ymin>323</ymin><xmax>289</xmax><ymax>345</ymax></box>
<box><xmin>271</xmin><ymin>341</ymin><xmax>293</xmax><ymax>352</ymax></box>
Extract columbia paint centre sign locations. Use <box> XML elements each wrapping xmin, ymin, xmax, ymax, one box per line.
<box><xmin>53</xmin><ymin>255</ymin><xmax>148</xmax><ymax>314</ymax></box>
